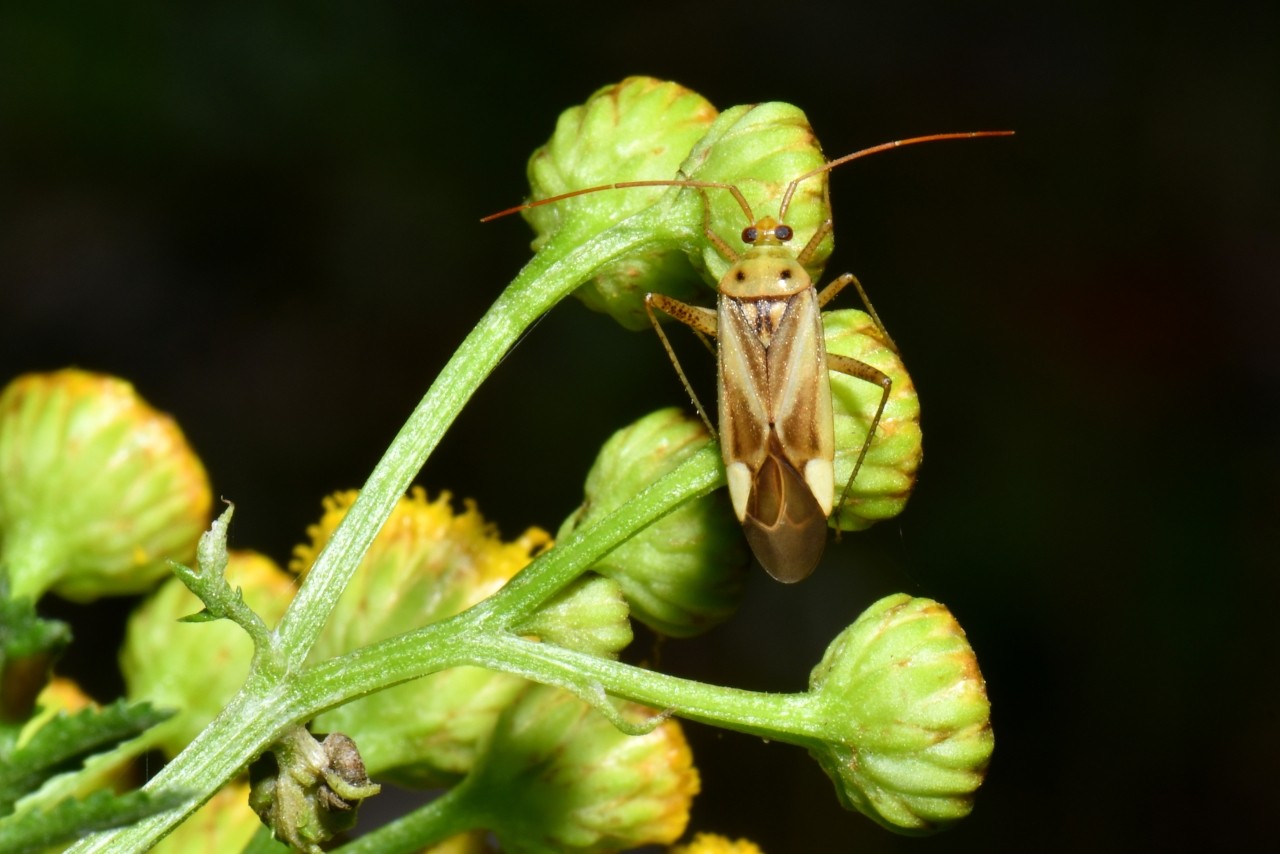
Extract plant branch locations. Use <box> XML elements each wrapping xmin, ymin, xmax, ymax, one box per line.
<box><xmin>64</xmin><ymin>203</ymin><xmax>702</xmax><ymax>853</ymax></box>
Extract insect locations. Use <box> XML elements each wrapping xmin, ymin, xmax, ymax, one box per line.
<box><xmin>487</xmin><ymin>130</ymin><xmax>1013</xmax><ymax>582</ymax></box>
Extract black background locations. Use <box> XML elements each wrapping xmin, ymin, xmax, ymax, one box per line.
<box><xmin>2</xmin><ymin>3</ymin><xmax>1276</xmax><ymax>851</ymax></box>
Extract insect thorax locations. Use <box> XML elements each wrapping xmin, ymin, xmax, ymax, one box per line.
<box><xmin>719</xmin><ymin>245</ymin><xmax>811</xmax><ymax>300</ymax></box>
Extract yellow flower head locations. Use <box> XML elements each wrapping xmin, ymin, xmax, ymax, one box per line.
<box><xmin>671</xmin><ymin>832</ymin><xmax>766</xmax><ymax>854</ymax></box>
<box><xmin>292</xmin><ymin>488</ymin><xmax>550</xmax><ymax>649</ymax></box>
<box><xmin>295</xmin><ymin>488</ymin><xmax>552</xmax><ymax>786</ymax></box>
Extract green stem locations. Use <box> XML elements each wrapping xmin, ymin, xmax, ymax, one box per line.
<box><xmin>467</xmin><ymin>443</ymin><xmax>725</xmax><ymax>626</ymax></box>
<box><xmin>63</xmin><ymin>205</ymin><xmax>701</xmax><ymax>854</ymax></box>
<box><xmin>331</xmin><ymin>783</ymin><xmax>478</xmax><ymax>854</ymax></box>
<box><xmin>296</xmin><ymin>444</ymin><xmax>724</xmax><ymax>711</ymax></box>
<box><xmin>274</xmin><ymin>206</ymin><xmax>673</xmax><ymax>671</ymax></box>
<box><xmin>466</xmin><ymin>632</ymin><xmax>822</xmax><ymax>746</ymax></box>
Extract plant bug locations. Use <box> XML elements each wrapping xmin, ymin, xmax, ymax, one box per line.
<box><xmin>487</xmin><ymin>130</ymin><xmax>1013</xmax><ymax>582</ymax></box>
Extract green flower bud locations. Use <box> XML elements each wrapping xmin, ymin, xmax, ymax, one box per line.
<box><xmin>680</xmin><ymin>101</ymin><xmax>832</xmax><ymax>282</ymax></box>
<box><xmin>513</xmin><ymin>574</ymin><xmax>633</xmax><ymax>659</ymax></box>
<box><xmin>151</xmin><ymin>781</ymin><xmax>260</xmax><ymax>854</ymax></box>
<box><xmin>523</xmin><ymin>77</ymin><xmax>719</xmax><ymax>330</ymax></box>
<box><xmin>513</xmin><ymin>82</ymin><xmax>835</xmax><ymax>335</ymax></box>
<box><xmin>120</xmin><ymin>550</ymin><xmax>294</xmax><ymax>757</ymax></box>
<box><xmin>296</xmin><ymin>489</ymin><xmax>551</xmax><ymax>786</ymax></box>
<box><xmin>559</xmin><ymin>408</ymin><xmax>746</xmax><ymax>638</ymax></box>
<box><xmin>806</xmin><ymin>594</ymin><xmax>993</xmax><ymax>834</ymax></box>
<box><xmin>461</xmin><ymin>683</ymin><xmax>699</xmax><ymax>853</ymax></box>
<box><xmin>824</xmin><ymin>310</ymin><xmax>923</xmax><ymax>532</ymax></box>
<box><xmin>0</xmin><ymin>369</ymin><xmax>212</xmax><ymax>602</ymax></box>
<box><xmin>249</xmin><ymin>728</ymin><xmax>380</xmax><ymax>854</ymax></box>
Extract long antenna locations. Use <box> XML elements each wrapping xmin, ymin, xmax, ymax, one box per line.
<box><xmin>481</xmin><ymin>129</ymin><xmax>1015</xmax><ymax>224</ymax></box>
<box><xmin>777</xmin><ymin>130</ymin><xmax>1015</xmax><ymax>219</ymax></box>
<box><xmin>480</xmin><ymin>179</ymin><xmax>754</xmax><ymax>223</ymax></box>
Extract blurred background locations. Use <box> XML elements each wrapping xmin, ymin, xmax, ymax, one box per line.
<box><xmin>2</xmin><ymin>2</ymin><xmax>1275</xmax><ymax>851</ymax></box>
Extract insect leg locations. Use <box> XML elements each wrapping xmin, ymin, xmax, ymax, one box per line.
<box><xmin>816</xmin><ymin>272</ymin><xmax>900</xmax><ymax>354</ymax></box>
<box><xmin>644</xmin><ymin>293</ymin><xmax>719</xmax><ymax>436</ymax></box>
<box><xmin>825</xmin><ymin>351</ymin><xmax>893</xmax><ymax>529</ymax></box>
<box><xmin>692</xmin><ymin>188</ymin><xmax>740</xmax><ymax>262</ymax></box>
<box><xmin>795</xmin><ymin>219</ymin><xmax>834</xmax><ymax>267</ymax></box>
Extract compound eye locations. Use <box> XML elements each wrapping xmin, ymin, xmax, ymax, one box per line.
<box><xmin>774</xmin><ymin>224</ymin><xmax>794</xmax><ymax>242</ymax></box>
<box><xmin>741</xmin><ymin>226</ymin><xmax>758</xmax><ymax>244</ymax></box>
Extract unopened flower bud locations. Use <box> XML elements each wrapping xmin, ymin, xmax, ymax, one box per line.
<box><xmin>514</xmin><ymin>574</ymin><xmax>633</xmax><ymax>659</ymax></box>
<box><xmin>462</xmin><ymin>683</ymin><xmax>698</xmax><ymax>853</ymax></box>
<box><xmin>824</xmin><ymin>310</ymin><xmax>923</xmax><ymax>532</ymax></box>
<box><xmin>0</xmin><ymin>370</ymin><xmax>211</xmax><ymax>602</ymax></box>
<box><xmin>679</xmin><ymin>101</ymin><xmax>832</xmax><ymax>282</ymax></box>
<box><xmin>559</xmin><ymin>408</ymin><xmax>746</xmax><ymax>638</ymax></box>
<box><xmin>523</xmin><ymin>77</ymin><xmax>718</xmax><ymax>329</ymax></box>
<box><xmin>806</xmin><ymin>594</ymin><xmax>992</xmax><ymax>833</ymax></box>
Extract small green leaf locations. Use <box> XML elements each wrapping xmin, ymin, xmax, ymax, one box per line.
<box><xmin>0</xmin><ymin>699</ymin><xmax>171</xmax><ymax>814</ymax></box>
<box><xmin>176</xmin><ymin>607</ymin><xmax>218</xmax><ymax>624</ymax></box>
<box><xmin>0</xmin><ymin>787</ymin><xmax>188</xmax><ymax>854</ymax></box>
<box><xmin>171</xmin><ymin>506</ymin><xmax>272</xmax><ymax>653</ymax></box>
<box><xmin>0</xmin><ymin>578</ymin><xmax>70</xmax><ymax>723</ymax></box>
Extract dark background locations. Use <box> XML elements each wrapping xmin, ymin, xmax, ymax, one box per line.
<box><xmin>3</xmin><ymin>3</ymin><xmax>1276</xmax><ymax>851</ymax></box>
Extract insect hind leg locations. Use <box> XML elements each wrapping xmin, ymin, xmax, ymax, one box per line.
<box><xmin>825</xmin><ymin>351</ymin><xmax>893</xmax><ymax>535</ymax></box>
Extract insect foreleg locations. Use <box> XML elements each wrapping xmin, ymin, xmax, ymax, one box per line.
<box><xmin>795</xmin><ymin>219</ymin><xmax>834</xmax><ymax>267</ymax></box>
<box><xmin>693</xmin><ymin>189</ymin><xmax>739</xmax><ymax>262</ymax></box>
<box><xmin>826</xmin><ymin>351</ymin><xmax>893</xmax><ymax>529</ymax></box>
<box><xmin>817</xmin><ymin>272</ymin><xmax>900</xmax><ymax>354</ymax></box>
<box><xmin>645</xmin><ymin>293</ymin><xmax>719</xmax><ymax>436</ymax></box>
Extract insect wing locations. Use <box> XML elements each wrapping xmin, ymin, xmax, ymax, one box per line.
<box><xmin>718</xmin><ymin>289</ymin><xmax>834</xmax><ymax>582</ymax></box>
